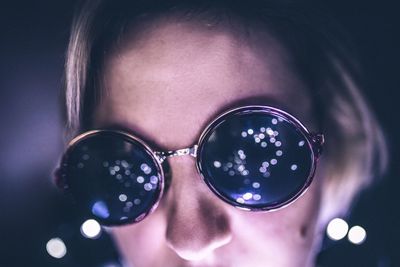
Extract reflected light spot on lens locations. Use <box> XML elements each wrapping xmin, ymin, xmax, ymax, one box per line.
<box><xmin>80</xmin><ymin>219</ymin><xmax>102</xmax><ymax>239</ymax></box>
<box><xmin>270</xmin><ymin>159</ymin><xmax>277</xmax><ymax>165</ymax></box>
<box><xmin>253</xmin><ymin>194</ymin><xmax>261</xmax><ymax>201</ymax></box>
<box><xmin>141</xmin><ymin>163</ymin><xmax>152</xmax><ymax>174</ymax></box>
<box><xmin>228</xmin><ymin>170</ymin><xmax>235</xmax><ymax>176</ymax></box>
<box><xmin>255</xmin><ymin>137</ymin><xmax>261</xmax><ymax>143</ymax></box>
<box><xmin>121</xmin><ymin>160</ymin><xmax>129</xmax><ymax>168</ymax></box>
<box><xmin>137</xmin><ymin>176</ymin><xmax>144</xmax><ymax>183</ymax></box>
<box><xmin>275</xmin><ymin>141</ymin><xmax>282</xmax><ymax>147</ymax></box>
<box><xmin>260</xmin><ymin>127</ymin><xmax>266</xmax><ymax>132</ymax></box>
<box><xmin>348</xmin><ymin>225</ymin><xmax>367</xmax><ymax>245</ymax></box>
<box><xmin>144</xmin><ymin>183</ymin><xmax>152</xmax><ymax>191</ymax></box>
<box><xmin>236</xmin><ymin>197</ymin><xmax>245</xmax><ymax>204</ymax></box>
<box><xmin>243</xmin><ymin>192</ymin><xmax>253</xmax><ymax>200</ymax></box>
<box><xmin>291</xmin><ymin>164</ymin><xmax>298</xmax><ymax>171</ymax></box>
<box><xmin>270</xmin><ymin>138</ymin><xmax>276</xmax><ymax>143</ymax></box>
<box><xmin>252</xmin><ymin>182</ymin><xmax>260</xmax><ymax>188</ymax></box>
<box><xmin>276</xmin><ymin>150</ymin><xmax>283</xmax><ymax>156</ymax></box>
<box><xmin>266</xmin><ymin>128</ymin><xmax>274</xmax><ymax>136</ymax></box>
<box><xmin>242</xmin><ymin>170</ymin><xmax>249</xmax><ymax>176</ymax></box>
<box><xmin>261</xmin><ymin>142</ymin><xmax>267</xmax><ymax>148</ymax></box>
<box><xmin>298</xmin><ymin>140</ymin><xmax>305</xmax><ymax>147</ymax></box>
<box><xmin>92</xmin><ymin>201</ymin><xmax>110</xmax><ymax>219</ymax></box>
<box><xmin>263</xmin><ymin>172</ymin><xmax>271</xmax><ymax>178</ymax></box>
<box><xmin>134</xmin><ymin>199</ymin><xmax>141</xmax><ymax>205</ymax></box>
<box><xmin>241</xmin><ymin>131</ymin><xmax>247</xmax><ymax>137</ymax></box>
<box><xmin>213</xmin><ymin>161</ymin><xmax>222</xmax><ymax>168</ymax></box>
<box><xmin>259</xmin><ymin>133</ymin><xmax>265</xmax><ymax>139</ymax></box>
<box><xmin>247</xmin><ymin>129</ymin><xmax>254</xmax><ymax>135</ymax></box>
<box><xmin>150</xmin><ymin>176</ymin><xmax>158</xmax><ymax>184</ymax></box>
<box><xmin>327</xmin><ymin>218</ymin><xmax>349</xmax><ymax>241</ymax></box>
<box><xmin>119</xmin><ymin>194</ymin><xmax>127</xmax><ymax>202</ymax></box>
<box><xmin>46</xmin><ymin>238</ymin><xmax>67</xmax><ymax>259</ymax></box>
<box><xmin>272</xmin><ymin>118</ymin><xmax>278</xmax><ymax>124</ymax></box>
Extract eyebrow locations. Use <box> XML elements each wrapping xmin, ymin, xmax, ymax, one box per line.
<box><xmin>212</xmin><ymin>94</ymin><xmax>296</xmax><ymax>121</ymax></box>
<box><xmin>99</xmin><ymin>122</ymin><xmax>167</xmax><ymax>151</ymax></box>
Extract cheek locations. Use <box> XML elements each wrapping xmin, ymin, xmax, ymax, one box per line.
<box><xmin>229</xmin><ymin>172</ymin><xmax>323</xmax><ymax>261</ymax></box>
<box><xmin>111</xmin><ymin>210</ymin><xmax>172</xmax><ymax>267</ymax></box>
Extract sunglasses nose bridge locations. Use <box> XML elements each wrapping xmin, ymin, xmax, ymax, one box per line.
<box><xmin>155</xmin><ymin>145</ymin><xmax>198</xmax><ymax>164</ymax></box>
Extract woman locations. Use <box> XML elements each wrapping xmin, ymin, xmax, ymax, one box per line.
<box><xmin>57</xmin><ymin>0</ymin><xmax>387</xmax><ymax>266</ymax></box>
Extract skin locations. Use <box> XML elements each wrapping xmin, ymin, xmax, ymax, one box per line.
<box><xmin>94</xmin><ymin>16</ymin><xmax>325</xmax><ymax>267</ymax></box>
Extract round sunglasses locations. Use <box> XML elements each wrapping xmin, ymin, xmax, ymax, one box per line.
<box><xmin>55</xmin><ymin>105</ymin><xmax>324</xmax><ymax>226</ymax></box>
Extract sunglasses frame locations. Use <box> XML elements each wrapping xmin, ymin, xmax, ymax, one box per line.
<box><xmin>56</xmin><ymin>105</ymin><xmax>324</xmax><ymax>225</ymax></box>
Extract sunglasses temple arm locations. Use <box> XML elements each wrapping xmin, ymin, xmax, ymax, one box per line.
<box><xmin>155</xmin><ymin>145</ymin><xmax>198</xmax><ymax>164</ymax></box>
<box><xmin>310</xmin><ymin>133</ymin><xmax>324</xmax><ymax>158</ymax></box>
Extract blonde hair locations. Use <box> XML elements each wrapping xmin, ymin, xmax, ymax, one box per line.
<box><xmin>63</xmin><ymin>0</ymin><xmax>388</xmax><ymax>227</ymax></box>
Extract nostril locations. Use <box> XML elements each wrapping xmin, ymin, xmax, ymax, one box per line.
<box><xmin>168</xmin><ymin>234</ymin><xmax>232</xmax><ymax>262</ymax></box>
<box><xmin>166</xmin><ymin>223</ymin><xmax>232</xmax><ymax>261</ymax></box>
<box><xmin>165</xmin><ymin>197</ymin><xmax>232</xmax><ymax>261</ymax></box>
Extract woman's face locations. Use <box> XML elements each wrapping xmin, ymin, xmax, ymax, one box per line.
<box><xmin>94</xmin><ymin>17</ymin><xmax>324</xmax><ymax>267</ymax></box>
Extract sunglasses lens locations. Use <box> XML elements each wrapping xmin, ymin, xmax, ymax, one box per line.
<box><xmin>62</xmin><ymin>131</ymin><xmax>162</xmax><ymax>225</ymax></box>
<box><xmin>199</xmin><ymin>111</ymin><xmax>314</xmax><ymax>210</ymax></box>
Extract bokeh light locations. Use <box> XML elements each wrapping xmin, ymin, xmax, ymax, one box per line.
<box><xmin>46</xmin><ymin>238</ymin><xmax>67</xmax><ymax>259</ymax></box>
<box><xmin>326</xmin><ymin>218</ymin><xmax>349</xmax><ymax>241</ymax></box>
<box><xmin>348</xmin><ymin>225</ymin><xmax>367</xmax><ymax>245</ymax></box>
<box><xmin>80</xmin><ymin>219</ymin><xmax>102</xmax><ymax>239</ymax></box>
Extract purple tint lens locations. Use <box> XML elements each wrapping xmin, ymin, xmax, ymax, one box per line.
<box><xmin>62</xmin><ymin>131</ymin><xmax>162</xmax><ymax>226</ymax></box>
<box><xmin>199</xmin><ymin>110</ymin><xmax>314</xmax><ymax>210</ymax></box>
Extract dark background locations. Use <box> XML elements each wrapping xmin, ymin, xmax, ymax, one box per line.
<box><xmin>0</xmin><ymin>0</ymin><xmax>399</xmax><ymax>266</ymax></box>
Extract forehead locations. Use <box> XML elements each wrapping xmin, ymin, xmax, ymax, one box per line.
<box><xmin>95</xmin><ymin>17</ymin><xmax>313</xmax><ymax>150</ymax></box>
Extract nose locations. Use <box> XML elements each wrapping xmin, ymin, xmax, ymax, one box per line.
<box><xmin>164</xmin><ymin>156</ymin><xmax>232</xmax><ymax>261</ymax></box>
